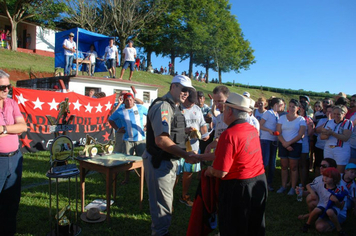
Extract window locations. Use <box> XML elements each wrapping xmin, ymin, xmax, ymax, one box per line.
<box><xmin>143</xmin><ymin>91</ymin><xmax>150</xmax><ymax>103</ymax></box>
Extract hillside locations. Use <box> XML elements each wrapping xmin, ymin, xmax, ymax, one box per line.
<box><xmin>0</xmin><ymin>49</ymin><xmax>328</xmax><ymax>104</ymax></box>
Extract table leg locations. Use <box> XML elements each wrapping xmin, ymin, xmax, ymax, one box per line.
<box><xmin>113</xmin><ymin>173</ymin><xmax>117</xmax><ymax>200</ymax></box>
<box><xmin>140</xmin><ymin>166</ymin><xmax>144</xmax><ymax>210</ymax></box>
<box><xmin>106</xmin><ymin>169</ymin><xmax>112</xmax><ymax>222</ymax></box>
<box><xmin>80</xmin><ymin>166</ymin><xmax>86</xmax><ymax>212</ymax></box>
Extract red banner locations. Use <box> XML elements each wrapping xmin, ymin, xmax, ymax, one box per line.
<box><xmin>13</xmin><ymin>88</ymin><xmax>116</xmax><ymax>152</ymax></box>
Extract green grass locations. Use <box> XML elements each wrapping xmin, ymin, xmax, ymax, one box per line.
<box><xmin>17</xmin><ymin>153</ymin><xmax>356</xmax><ymax>236</ymax></box>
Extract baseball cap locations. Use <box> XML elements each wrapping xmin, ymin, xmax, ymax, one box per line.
<box><xmin>69</xmin><ymin>32</ymin><xmax>74</xmax><ymax>37</ymax></box>
<box><xmin>123</xmin><ymin>93</ymin><xmax>134</xmax><ymax>100</ymax></box>
<box><xmin>345</xmin><ymin>163</ymin><xmax>356</xmax><ymax>170</ymax></box>
<box><xmin>243</xmin><ymin>91</ymin><xmax>250</xmax><ymax>98</ymax></box>
<box><xmin>299</xmin><ymin>95</ymin><xmax>310</xmax><ymax>103</ymax></box>
<box><xmin>171</xmin><ymin>75</ymin><xmax>195</xmax><ymax>89</ymax></box>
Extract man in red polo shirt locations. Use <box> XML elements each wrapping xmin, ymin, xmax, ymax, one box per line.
<box><xmin>204</xmin><ymin>92</ymin><xmax>267</xmax><ymax>236</ymax></box>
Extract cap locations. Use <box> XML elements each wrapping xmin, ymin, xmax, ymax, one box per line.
<box><xmin>171</xmin><ymin>75</ymin><xmax>194</xmax><ymax>89</ymax></box>
<box><xmin>197</xmin><ymin>91</ymin><xmax>204</xmax><ymax>97</ymax></box>
<box><xmin>243</xmin><ymin>91</ymin><xmax>250</xmax><ymax>98</ymax></box>
<box><xmin>299</xmin><ymin>95</ymin><xmax>310</xmax><ymax>103</ymax></box>
<box><xmin>223</xmin><ymin>93</ymin><xmax>252</xmax><ymax>112</ymax></box>
<box><xmin>345</xmin><ymin>163</ymin><xmax>356</xmax><ymax>170</ymax></box>
<box><xmin>123</xmin><ymin>93</ymin><xmax>134</xmax><ymax>100</ymax></box>
<box><xmin>69</xmin><ymin>32</ymin><xmax>75</xmax><ymax>37</ymax></box>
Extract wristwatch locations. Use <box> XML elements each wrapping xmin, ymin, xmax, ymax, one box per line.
<box><xmin>2</xmin><ymin>125</ymin><xmax>7</xmax><ymax>134</ymax></box>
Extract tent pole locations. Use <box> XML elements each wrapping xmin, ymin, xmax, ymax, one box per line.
<box><xmin>76</xmin><ymin>28</ymin><xmax>79</xmax><ymax>76</ymax></box>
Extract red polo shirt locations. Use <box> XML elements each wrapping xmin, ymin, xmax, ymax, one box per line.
<box><xmin>213</xmin><ymin>122</ymin><xmax>265</xmax><ymax>180</ymax></box>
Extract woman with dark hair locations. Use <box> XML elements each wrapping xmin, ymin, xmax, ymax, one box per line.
<box><xmin>321</xmin><ymin>105</ymin><xmax>353</xmax><ymax>173</ymax></box>
<box><xmin>276</xmin><ymin>99</ymin><xmax>306</xmax><ymax>195</ymax></box>
<box><xmin>260</xmin><ymin>97</ymin><xmax>283</xmax><ymax>191</ymax></box>
<box><xmin>310</xmin><ymin>101</ymin><xmax>323</xmax><ymax>171</ymax></box>
<box><xmin>299</xmin><ymin>101</ymin><xmax>314</xmax><ymax>186</ymax></box>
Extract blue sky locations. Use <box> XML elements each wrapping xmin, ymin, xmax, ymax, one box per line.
<box><xmin>150</xmin><ymin>0</ymin><xmax>356</xmax><ymax>95</ymax></box>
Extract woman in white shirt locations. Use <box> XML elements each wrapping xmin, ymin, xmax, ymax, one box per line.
<box><xmin>276</xmin><ymin>99</ymin><xmax>306</xmax><ymax>195</ymax></box>
<box><xmin>321</xmin><ymin>105</ymin><xmax>353</xmax><ymax>173</ymax></box>
<box><xmin>260</xmin><ymin>97</ymin><xmax>283</xmax><ymax>191</ymax></box>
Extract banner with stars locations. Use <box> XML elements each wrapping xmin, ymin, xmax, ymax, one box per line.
<box><xmin>13</xmin><ymin>87</ymin><xmax>116</xmax><ymax>153</ymax></box>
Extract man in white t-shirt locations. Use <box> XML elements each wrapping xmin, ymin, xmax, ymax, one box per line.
<box><xmin>119</xmin><ymin>40</ymin><xmax>137</xmax><ymax>81</ymax></box>
<box><xmin>104</xmin><ymin>38</ymin><xmax>119</xmax><ymax>78</ymax></box>
<box><xmin>62</xmin><ymin>32</ymin><xmax>76</xmax><ymax>76</ymax></box>
<box><xmin>85</xmin><ymin>45</ymin><xmax>102</xmax><ymax>76</ymax></box>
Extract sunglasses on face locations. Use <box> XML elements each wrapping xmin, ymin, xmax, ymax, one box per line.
<box><xmin>351</xmin><ymin>99</ymin><xmax>356</xmax><ymax>102</ymax></box>
<box><xmin>323</xmin><ymin>101</ymin><xmax>330</xmax><ymax>104</ymax></box>
<box><xmin>0</xmin><ymin>84</ymin><xmax>12</xmax><ymax>91</ymax></box>
<box><xmin>315</xmin><ymin>105</ymin><xmax>321</xmax><ymax>108</ymax></box>
<box><xmin>320</xmin><ymin>164</ymin><xmax>329</xmax><ymax>168</ymax></box>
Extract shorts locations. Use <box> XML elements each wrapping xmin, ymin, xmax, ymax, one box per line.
<box><xmin>351</xmin><ymin>147</ymin><xmax>356</xmax><ymax>159</ymax></box>
<box><xmin>324</xmin><ymin>145</ymin><xmax>350</xmax><ymax>165</ymax></box>
<box><xmin>278</xmin><ymin>142</ymin><xmax>302</xmax><ymax>159</ymax></box>
<box><xmin>176</xmin><ymin>158</ymin><xmax>201</xmax><ymax>174</ymax></box>
<box><xmin>123</xmin><ymin>61</ymin><xmax>135</xmax><ymax>71</ymax></box>
<box><xmin>106</xmin><ymin>59</ymin><xmax>115</xmax><ymax>69</ymax></box>
<box><xmin>314</xmin><ymin>147</ymin><xmax>324</xmax><ymax>168</ymax></box>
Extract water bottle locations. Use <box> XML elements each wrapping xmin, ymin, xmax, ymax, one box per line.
<box><xmin>297</xmin><ymin>184</ymin><xmax>303</xmax><ymax>202</ymax></box>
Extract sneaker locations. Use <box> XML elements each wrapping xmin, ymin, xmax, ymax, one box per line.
<box><xmin>112</xmin><ymin>76</ymin><xmax>116</xmax><ymax>79</ymax></box>
<box><xmin>276</xmin><ymin>186</ymin><xmax>287</xmax><ymax>193</ymax></box>
<box><xmin>301</xmin><ymin>223</ymin><xmax>310</xmax><ymax>233</ymax></box>
<box><xmin>268</xmin><ymin>185</ymin><xmax>274</xmax><ymax>191</ymax></box>
<box><xmin>179</xmin><ymin>195</ymin><xmax>193</xmax><ymax>207</ymax></box>
<box><xmin>287</xmin><ymin>188</ymin><xmax>296</xmax><ymax>195</ymax></box>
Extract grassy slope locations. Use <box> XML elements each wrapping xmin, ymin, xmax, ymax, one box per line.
<box><xmin>4</xmin><ymin>50</ymin><xmax>354</xmax><ymax>236</ymax></box>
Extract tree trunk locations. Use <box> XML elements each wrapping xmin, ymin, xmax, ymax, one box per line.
<box><xmin>147</xmin><ymin>50</ymin><xmax>152</xmax><ymax>68</ymax></box>
<box><xmin>188</xmin><ymin>51</ymin><xmax>193</xmax><ymax>79</ymax></box>
<box><xmin>205</xmin><ymin>66</ymin><xmax>209</xmax><ymax>83</ymax></box>
<box><xmin>118</xmin><ymin>37</ymin><xmax>127</xmax><ymax>66</ymax></box>
<box><xmin>10</xmin><ymin>19</ymin><xmax>18</xmax><ymax>51</ymax></box>
<box><xmin>170</xmin><ymin>49</ymin><xmax>175</xmax><ymax>76</ymax></box>
<box><xmin>218</xmin><ymin>68</ymin><xmax>222</xmax><ymax>84</ymax></box>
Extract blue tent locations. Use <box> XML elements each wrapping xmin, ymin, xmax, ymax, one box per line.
<box><xmin>55</xmin><ymin>28</ymin><xmax>112</xmax><ymax>73</ymax></box>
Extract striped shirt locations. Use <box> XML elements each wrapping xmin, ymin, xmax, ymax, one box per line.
<box><xmin>109</xmin><ymin>104</ymin><xmax>148</xmax><ymax>142</ymax></box>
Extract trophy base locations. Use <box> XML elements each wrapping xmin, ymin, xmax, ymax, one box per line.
<box><xmin>47</xmin><ymin>224</ymin><xmax>81</xmax><ymax>236</ymax></box>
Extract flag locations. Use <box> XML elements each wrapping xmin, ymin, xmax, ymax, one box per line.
<box><xmin>13</xmin><ymin>87</ymin><xmax>116</xmax><ymax>153</ymax></box>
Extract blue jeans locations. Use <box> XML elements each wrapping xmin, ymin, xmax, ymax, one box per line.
<box><xmin>261</xmin><ymin>139</ymin><xmax>277</xmax><ymax>185</ymax></box>
<box><xmin>64</xmin><ymin>55</ymin><xmax>74</xmax><ymax>75</ymax></box>
<box><xmin>0</xmin><ymin>151</ymin><xmax>23</xmax><ymax>236</ymax></box>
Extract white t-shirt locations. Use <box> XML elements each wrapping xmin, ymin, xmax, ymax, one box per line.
<box><xmin>323</xmin><ymin>119</ymin><xmax>353</xmax><ymax>148</ymax></box>
<box><xmin>86</xmin><ymin>50</ymin><xmax>98</xmax><ymax>64</ymax></box>
<box><xmin>260</xmin><ymin>109</ymin><xmax>279</xmax><ymax>141</ymax></box>
<box><xmin>63</xmin><ymin>39</ymin><xmax>76</xmax><ymax>56</ymax></box>
<box><xmin>247</xmin><ymin>115</ymin><xmax>260</xmax><ymax>133</ymax></box>
<box><xmin>105</xmin><ymin>45</ymin><xmax>118</xmax><ymax>59</ymax></box>
<box><xmin>254</xmin><ymin>109</ymin><xmax>265</xmax><ymax>122</ymax></box>
<box><xmin>213</xmin><ymin>114</ymin><xmax>228</xmax><ymax>139</ymax></box>
<box><xmin>182</xmin><ymin>104</ymin><xmax>206</xmax><ymax>152</ymax></box>
<box><xmin>123</xmin><ymin>47</ymin><xmax>136</xmax><ymax>61</ymax></box>
<box><xmin>278</xmin><ymin>115</ymin><xmax>306</xmax><ymax>143</ymax></box>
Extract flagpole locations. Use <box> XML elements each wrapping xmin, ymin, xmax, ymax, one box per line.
<box><xmin>76</xmin><ymin>28</ymin><xmax>79</xmax><ymax>76</ymax></box>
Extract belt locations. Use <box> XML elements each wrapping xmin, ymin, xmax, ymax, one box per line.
<box><xmin>0</xmin><ymin>149</ymin><xmax>19</xmax><ymax>157</ymax></box>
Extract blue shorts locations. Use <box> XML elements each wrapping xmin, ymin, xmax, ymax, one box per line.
<box><xmin>123</xmin><ymin>61</ymin><xmax>135</xmax><ymax>71</ymax></box>
<box><xmin>176</xmin><ymin>158</ymin><xmax>201</xmax><ymax>174</ymax></box>
<box><xmin>278</xmin><ymin>142</ymin><xmax>302</xmax><ymax>159</ymax></box>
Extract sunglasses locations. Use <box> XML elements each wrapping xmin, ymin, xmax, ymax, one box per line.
<box><xmin>320</xmin><ymin>164</ymin><xmax>329</xmax><ymax>168</ymax></box>
<box><xmin>0</xmin><ymin>84</ymin><xmax>12</xmax><ymax>91</ymax></box>
<box><xmin>351</xmin><ymin>99</ymin><xmax>356</xmax><ymax>102</ymax></box>
<box><xmin>323</xmin><ymin>101</ymin><xmax>330</xmax><ymax>104</ymax></box>
<box><xmin>315</xmin><ymin>105</ymin><xmax>321</xmax><ymax>108</ymax></box>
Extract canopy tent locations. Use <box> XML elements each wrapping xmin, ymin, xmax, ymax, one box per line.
<box><xmin>55</xmin><ymin>28</ymin><xmax>112</xmax><ymax>73</ymax></box>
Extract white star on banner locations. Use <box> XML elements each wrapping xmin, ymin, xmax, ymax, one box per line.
<box><xmin>48</xmin><ymin>98</ymin><xmax>60</xmax><ymax>110</ymax></box>
<box><xmin>32</xmin><ymin>97</ymin><xmax>44</xmax><ymax>110</ymax></box>
<box><xmin>95</xmin><ymin>103</ymin><xmax>103</xmax><ymax>113</ymax></box>
<box><xmin>16</xmin><ymin>93</ymin><xmax>29</xmax><ymax>107</ymax></box>
<box><xmin>72</xmin><ymin>99</ymin><xmax>82</xmax><ymax>111</ymax></box>
<box><xmin>105</xmin><ymin>101</ymin><xmax>113</xmax><ymax>111</ymax></box>
<box><xmin>85</xmin><ymin>103</ymin><xmax>93</xmax><ymax>113</ymax></box>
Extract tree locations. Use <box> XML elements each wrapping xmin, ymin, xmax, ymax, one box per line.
<box><xmin>0</xmin><ymin>0</ymin><xmax>66</xmax><ymax>51</ymax></box>
<box><xmin>62</xmin><ymin>0</ymin><xmax>112</xmax><ymax>35</ymax></box>
<box><xmin>106</xmin><ymin>0</ymin><xmax>166</xmax><ymax>65</ymax></box>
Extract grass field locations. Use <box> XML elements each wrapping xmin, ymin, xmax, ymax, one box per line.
<box><xmin>17</xmin><ymin>152</ymin><xmax>356</xmax><ymax>236</ymax></box>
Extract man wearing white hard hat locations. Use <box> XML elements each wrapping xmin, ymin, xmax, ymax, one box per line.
<box><xmin>204</xmin><ymin>93</ymin><xmax>267</xmax><ymax>235</ymax></box>
<box><xmin>143</xmin><ymin>75</ymin><xmax>198</xmax><ymax>236</ymax></box>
